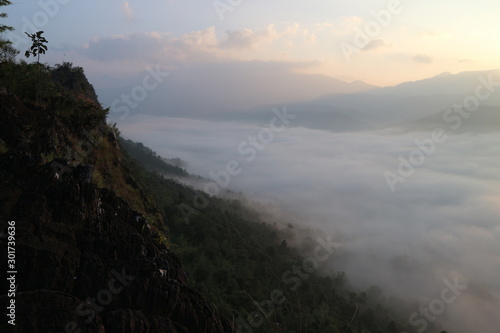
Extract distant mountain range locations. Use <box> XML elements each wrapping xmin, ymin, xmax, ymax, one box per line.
<box><xmin>101</xmin><ymin>61</ymin><xmax>377</xmax><ymax>118</ymax></box>
<box><xmin>210</xmin><ymin>69</ymin><xmax>500</xmax><ymax>133</ymax></box>
<box><xmin>103</xmin><ymin>66</ymin><xmax>500</xmax><ymax>134</ymax></box>
<box><xmin>397</xmin><ymin>105</ymin><xmax>500</xmax><ymax>133</ymax></box>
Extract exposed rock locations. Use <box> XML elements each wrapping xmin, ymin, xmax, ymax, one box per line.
<box><xmin>0</xmin><ymin>154</ymin><xmax>235</xmax><ymax>332</ymax></box>
<box><xmin>72</xmin><ymin>164</ymin><xmax>94</xmax><ymax>183</ymax></box>
<box><xmin>0</xmin><ymin>69</ymin><xmax>236</xmax><ymax>333</ymax></box>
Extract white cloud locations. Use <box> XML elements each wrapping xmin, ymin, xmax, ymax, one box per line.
<box><xmin>412</xmin><ymin>54</ymin><xmax>434</xmax><ymax>64</ymax></box>
<box><xmin>122</xmin><ymin>1</ymin><xmax>135</xmax><ymax>21</ymax></box>
<box><xmin>362</xmin><ymin>38</ymin><xmax>392</xmax><ymax>52</ymax></box>
<box><xmin>219</xmin><ymin>26</ymin><xmax>279</xmax><ymax>50</ymax></box>
<box><xmin>339</xmin><ymin>16</ymin><xmax>365</xmax><ymax>32</ymax></box>
<box><xmin>80</xmin><ymin>23</ymin><xmax>321</xmax><ymax>67</ymax></box>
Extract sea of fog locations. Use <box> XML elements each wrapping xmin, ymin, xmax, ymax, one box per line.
<box><xmin>119</xmin><ymin>114</ymin><xmax>500</xmax><ymax>333</ymax></box>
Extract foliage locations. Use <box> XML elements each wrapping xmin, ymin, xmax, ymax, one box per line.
<box><xmin>117</xmin><ymin>149</ymin><xmax>413</xmax><ymax>333</ymax></box>
<box><xmin>119</xmin><ymin>138</ymin><xmax>188</xmax><ymax>177</ymax></box>
<box><xmin>50</xmin><ymin>62</ymin><xmax>99</xmax><ymax>103</ymax></box>
<box><xmin>0</xmin><ymin>40</ymin><xmax>18</xmax><ymax>61</ymax></box>
<box><xmin>0</xmin><ymin>0</ymin><xmax>14</xmax><ymax>57</ymax></box>
<box><xmin>0</xmin><ymin>61</ymin><xmax>106</xmax><ymax>126</ymax></box>
<box><xmin>24</xmin><ymin>31</ymin><xmax>48</xmax><ymax>63</ymax></box>
<box><xmin>0</xmin><ymin>61</ymin><xmax>108</xmax><ymax>157</ymax></box>
<box><xmin>0</xmin><ymin>61</ymin><xmax>54</xmax><ymax>100</ymax></box>
<box><xmin>0</xmin><ymin>0</ymin><xmax>13</xmax><ymax>46</ymax></box>
<box><xmin>0</xmin><ymin>139</ymin><xmax>8</xmax><ymax>153</ymax></box>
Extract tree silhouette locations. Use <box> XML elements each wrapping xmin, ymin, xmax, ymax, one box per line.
<box><xmin>0</xmin><ymin>41</ymin><xmax>17</xmax><ymax>61</ymax></box>
<box><xmin>0</xmin><ymin>0</ymin><xmax>13</xmax><ymax>34</ymax></box>
<box><xmin>25</xmin><ymin>31</ymin><xmax>48</xmax><ymax>63</ymax></box>
<box><xmin>0</xmin><ymin>0</ymin><xmax>14</xmax><ymax>53</ymax></box>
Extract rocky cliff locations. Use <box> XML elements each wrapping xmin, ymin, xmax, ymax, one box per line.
<box><xmin>0</xmin><ymin>73</ymin><xmax>236</xmax><ymax>332</ymax></box>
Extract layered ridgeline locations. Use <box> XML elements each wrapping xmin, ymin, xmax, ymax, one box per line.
<box><xmin>0</xmin><ymin>61</ymin><xmax>444</xmax><ymax>333</ymax></box>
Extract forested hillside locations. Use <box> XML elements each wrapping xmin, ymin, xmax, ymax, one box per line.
<box><xmin>119</xmin><ymin>133</ymin><xmax>418</xmax><ymax>333</ymax></box>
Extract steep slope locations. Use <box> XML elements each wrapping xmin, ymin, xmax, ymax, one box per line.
<box><xmin>0</xmin><ymin>152</ymin><xmax>233</xmax><ymax>332</ymax></box>
<box><xmin>0</xmin><ymin>62</ymin><xmax>235</xmax><ymax>333</ymax></box>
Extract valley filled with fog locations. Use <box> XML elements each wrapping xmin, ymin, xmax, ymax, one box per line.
<box><xmin>116</xmin><ymin>71</ymin><xmax>500</xmax><ymax>333</ymax></box>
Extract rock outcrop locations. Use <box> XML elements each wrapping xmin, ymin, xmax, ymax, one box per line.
<box><xmin>0</xmin><ymin>80</ymin><xmax>235</xmax><ymax>332</ymax></box>
<box><xmin>0</xmin><ymin>152</ymin><xmax>235</xmax><ymax>332</ymax></box>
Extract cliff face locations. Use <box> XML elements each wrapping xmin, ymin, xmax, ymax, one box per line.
<box><xmin>0</xmin><ymin>82</ymin><xmax>235</xmax><ymax>332</ymax></box>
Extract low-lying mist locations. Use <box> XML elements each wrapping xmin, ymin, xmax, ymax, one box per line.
<box><xmin>118</xmin><ymin>113</ymin><xmax>500</xmax><ymax>333</ymax></box>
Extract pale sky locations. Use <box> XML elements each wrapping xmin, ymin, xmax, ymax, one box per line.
<box><xmin>3</xmin><ymin>0</ymin><xmax>500</xmax><ymax>86</ymax></box>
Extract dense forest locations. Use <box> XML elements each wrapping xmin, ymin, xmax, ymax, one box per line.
<box><xmin>118</xmin><ymin>117</ymin><xmax>450</xmax><ymax>333</ymax></box>
<box><xmin>120</xmin><ymin>138</ymin><xmax>409</xmax><ymax>333</ymax></box>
